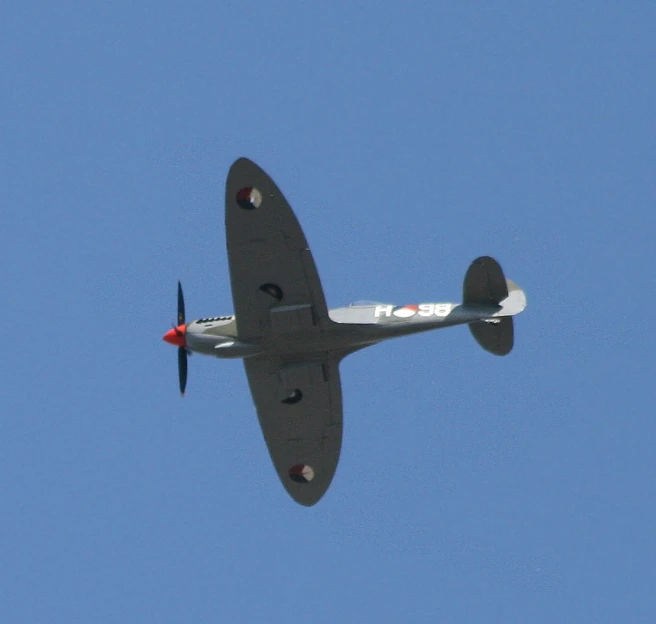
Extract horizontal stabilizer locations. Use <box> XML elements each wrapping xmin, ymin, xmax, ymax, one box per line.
<box><xmin>469</xmin><ymin>317</ymin><xmax>513</xmax><ymax>356</ymax></box>
<box><xmin>463</xmin><ymin>256</ymin><xmax>508</xmax><ymax>305</ymax></box>
<box><xmin>463</xmin><ymin>256</ymin><xmax>524</xmax><ymax>356</ymax></box>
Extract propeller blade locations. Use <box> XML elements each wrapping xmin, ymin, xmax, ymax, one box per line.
<box><xmin>178</xmin><ymin>346</ymin><xmax>188</xmax><ymax>396</ymax></box>
<box><xmin>177</xmin><ymin>280</ymin><xmax>185</xmax><ymax>326</ymax></box>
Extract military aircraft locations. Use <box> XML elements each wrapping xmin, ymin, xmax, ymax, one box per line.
<box><xmin>163</xmin><ymin>158</ymin><xmax>527</xmax><ymax>506</ymax></box>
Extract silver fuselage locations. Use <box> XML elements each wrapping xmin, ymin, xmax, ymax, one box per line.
<box><xmin>184</xmin><ymin>296</ymin><xmax>521</xmax><ymax>361</ymax></box>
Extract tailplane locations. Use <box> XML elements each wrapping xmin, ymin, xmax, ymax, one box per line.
<box><xmin>463</xmin><ymin>256</ymin><xmax>526</xmax><ymax>356</ymax></box>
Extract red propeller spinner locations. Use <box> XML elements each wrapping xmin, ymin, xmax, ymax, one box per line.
<box><xmin>163</xmin><ymin>324</ymin><xmax>186</xmax><ymax>347</ymax></box>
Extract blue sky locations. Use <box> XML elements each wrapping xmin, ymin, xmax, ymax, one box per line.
<box><xmin>2</xmin><ymin>2</ymin><xmax>655</xmax><ymax>622</ymax></box>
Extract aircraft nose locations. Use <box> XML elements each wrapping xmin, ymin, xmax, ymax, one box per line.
<box><xmin>163</xmin><ymin>324</ymin><xmax>186</xmax><ymax>347</ymax></box>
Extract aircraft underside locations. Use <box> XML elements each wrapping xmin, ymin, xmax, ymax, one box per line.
<box><xmin>162</xmin><ymin>158</ymin><xmax>526</xmax><ymax>506</ymax></box>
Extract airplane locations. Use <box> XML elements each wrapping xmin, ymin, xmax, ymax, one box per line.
<box><xmin>162</xmin><ymin>158</ymin><xmax>527</xmax><ymax>506</ymax></box>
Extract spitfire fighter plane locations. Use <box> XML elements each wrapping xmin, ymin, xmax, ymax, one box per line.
<box><xmin>163</xmin><ymin>158</ymin><xmax>526</xmax><ymax>506</ymax></box>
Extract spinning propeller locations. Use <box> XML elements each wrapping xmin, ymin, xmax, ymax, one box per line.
<box><xmin>162</xmin><ymin>281</ymin><xmax>189</xmax><ymax>395</ymax></box>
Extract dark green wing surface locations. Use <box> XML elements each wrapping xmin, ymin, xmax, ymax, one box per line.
<box><xmin>225</xmin><ymin>158</ymin><xmax>329</xmax><ymax>340</ymax></box>
<box><xmin>243</xmin><ymin>356</ymin><xmax>343</xmax><ymax>506</ymax></box>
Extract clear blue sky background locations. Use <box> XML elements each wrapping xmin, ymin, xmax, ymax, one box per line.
<box><xmin>2</xmin><ymin>2</ymin><xmax>655</xmax><ymax>622</ymax></box>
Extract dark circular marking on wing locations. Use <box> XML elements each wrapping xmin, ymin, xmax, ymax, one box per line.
<box><xmin>259</xmin><ymin>283</ymin><xmax>283</xmax><ymax>301</ymax></box>
<box><xmin>281</xmin><ymin>389</ymin><xmax>302</xmax><ymax>405</ymax></box>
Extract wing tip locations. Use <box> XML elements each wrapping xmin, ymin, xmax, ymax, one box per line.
<box><xmin>229</xmin><ymin>156</ymin><xmax>261</xmax><ymax>176</ymax></box>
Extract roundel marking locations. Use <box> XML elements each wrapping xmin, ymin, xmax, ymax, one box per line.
<box><xmin>236</xmin><ymin>187</ymin><xmax>263</xmax><ymax>210</ymax></box>
<box><xmin>289</xmin><ymin>464</ymin><xmax>315</xmax><ymax>483</ymax></box>
<box><xmin>392</xmin><ymin>305</ymin><xmax>418</xmax><ymax>318</ymax></box>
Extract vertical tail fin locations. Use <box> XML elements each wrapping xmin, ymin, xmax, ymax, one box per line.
<box><xmin>463</xmin><ymin>256</ymin><xmax>526</xmax><ymax>356</ymax></box>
